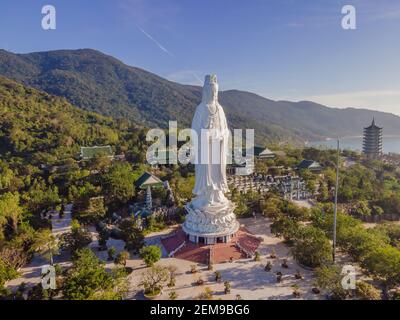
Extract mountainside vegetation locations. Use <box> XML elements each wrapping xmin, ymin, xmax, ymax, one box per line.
<box><xmin>0</xmin><ymin>74</ymin><xmax>149</xmax><ymax>220</ymax></box>
<box><xmin>0</xmin><ymin>75</ymin><xmax>149</xmax><ymax>166</ymax></box>
<box><xmin>1</xmin><ymin>74</ymin><xmax>399</xmax><ymax>300</ymax></box>
<box><xmin>0</xmin><ymin>76</ymin><xmax>153</xmax><ymax>297</ymax></box>
<box><xmin>2</xmin><ymin>48</ymin><xmax>400</xmax><ymax>145</ymax></box>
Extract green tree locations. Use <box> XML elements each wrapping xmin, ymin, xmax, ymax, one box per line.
<box><xmin>315</xmin><ymin>265</ymin><xmax>349</xmax><ymax>300</ymax></box>
<box><xmin>292</xmin><ymin>226</ymin><xmax>333</xmax><ymax>268</ymax></box>
<box><xmin>0</xmin><ymin>225</ymin><xmax>36</xmax><ymax>271</ymax></box>
<box><xmin>261</xmin><ymin>196</ymin><xmax>282</xmax><ymax>218</ymax></box>
<box><xmin>372</xmin><ymin>205</ymin><xmax>384</xmax><ymax>216</ymax></box>
<box><xmin>361</xmin><ymin>245</ymin><xmax>400</xmax><ymax>294</ymax></box>
<box><xmin>355</xmin><ymin>281</ymin><xmax>381</xmax><ymax>300</ymax></box>
<box><xmin>337</xmin><ymin>225</ymin><xmax>389</xmax><ymax>261</ymax></box>
<box><xmin>139</xmin><ymin>245</ymin><xmax>162</xmax><ymax>267</ymax></box>
<box><xmin>270</xmin><ymin>214</ymin><xmax>300</xmax><ymax>242</ymax></box>
<box><xmin>63</xmin><ymin>248</ymin><xmax>128</xmax><ymax>300</ymax></box>
<box><xmin>170</xmin><ymin>174</ymin><xmax>195</xmax><ymax>206</ymax></box>
<box><xmin>306</xmin><ymin>179</ymin><xmax>316</xmax><ymax>195</ymax></box>
<box><xmin>374</xmin><ymin>223</ymin><xmax>400</xmax><ymax>247</ymax></box>
<box><xmin>233</xmin><ymin>196</ymin><xmax>249</xmax><ymax>216</ymax></box>
<box><xmin>0</xmin><ymin>192</ymin><xmax>23</xmax><ymax>233</ymax></box>
<box><xmin>0</xmin><ymin>260</ymin><xmax>19</xmax><ymax>291</ymax></box>
<box><xmin>119</xmin><ymin>219</ymin><xmax>145</xmax><ymax>253</ymax></box>
<box><xmin>108</xmin><ymin>246</ymin><xmax>116</xmax><ymax>261</ymax></box>
<box><xmin>60</xmin><ymin>220</ymin><xmax>92</xmax><ymax>255</ymax></box>
<box><xmin>98</xmin><ymin>228</ymin><xmax>109</xmax><ymax>250</ymax></box>
<box><xmin>33</xmin><ymin>229</ymin><xmax>59</xmax><ymax>265</ymax></box>
<box><xmin>67</xmin><ymin>182</ymin><xmax>97</xmax><ymax>205</ymax></box>
<box><xmin>317</xmin><ymin>183</ymin><xmax>329</xmax><ymax>202</ymax></box>
<box><xmin>115</xmin><ymin>251</ymin><xmax>130</xmax><ymax>267</ymax></box>
<box><xmin>74</xmin><ymin>196</ymin><xmax>106</xmax><ymax>224</ymax></box>
<box><xmin>0</xmin><ymin>162</ymin><xmax>15</xmax><ymax>190</ymax></box>
<box><xmin>103</xmin><ymin>162</ymin><xmax>135</xmax><ymax>206</ymax></box>
<box><xmin>23</xmin><ymin>179</ymin><xmax>60</xmax><ymax>215</ymax></box>
<box><xmin>141</xmin><ymin>265</ymin><xmax>169</xmax><ymax>297</ymax></box>
<box><xmin>353</xmin><ymin>200</ymin><xmax>372</xmax><ymax>216</ymax></box>
<box><xmin>87</xmin><ymin>155</ymin><xmax>111</xmax><ymax>173</ymax></box>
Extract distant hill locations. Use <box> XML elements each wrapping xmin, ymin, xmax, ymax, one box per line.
<box><xmin>1</xmin><ymin>48</ymin><xmax>400</xmax><ymax>145</ymax></box>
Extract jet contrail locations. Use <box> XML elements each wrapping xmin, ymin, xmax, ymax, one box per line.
<box><xmin>139</xmin><ymin>27</ymin><xmax>201</xmax><ymax>85</ymax></box>
<box><xmin>192</xmin><ymin>72</ymin><xmax>203</xmax><ymax>85</ymax></box>
<box><xmin>139</xmin><ymin>27</ymin><xmax>174</xmax><ymax>57</ymax></box>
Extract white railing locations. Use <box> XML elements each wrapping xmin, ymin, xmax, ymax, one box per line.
<box><xmin>235</xmin><ymin>241</ymin><xmax>253</xmax><ymax>258</ymax></box>
<box><xmin>169</xmin><ymin>241</ymin><xmax>186</xmax><ymax>257</ymax></box>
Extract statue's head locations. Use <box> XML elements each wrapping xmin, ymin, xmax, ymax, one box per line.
<box><xmin>202</xmin><ymin>74</ymin><xmax>218</xmax><ymax>104</ymax></box>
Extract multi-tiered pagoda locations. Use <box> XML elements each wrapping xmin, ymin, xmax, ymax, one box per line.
<box><xmin>363</xmin><ymin>118</ymin><xmax>382</xmax><ymax>159</ymax></box>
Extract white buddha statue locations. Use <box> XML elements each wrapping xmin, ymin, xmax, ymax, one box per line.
<box><xmin>191</xmin><ymin>74</ymin><xmax>230</xmax><ymax>208</ymax></box>
<box><xmin>183</xmin><ymin>75</ymin><xmax>239</xmax><ymax>243</ymax></box>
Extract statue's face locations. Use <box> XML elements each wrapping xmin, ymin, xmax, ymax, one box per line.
<box><xmin>203</xmin><ymin>75</ymin><xmax>218</xmax><ymax>104</ymax></box>
<box><xmin>209</xmin><ymin>81</ymin><xmax>218</xmax><ymax>101</ymax></box>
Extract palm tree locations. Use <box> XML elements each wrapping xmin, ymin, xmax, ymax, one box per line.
<box><xmin>34</xmin><ymin>229</ymin><xmax>59</xmax><ymax>265</ymax></box>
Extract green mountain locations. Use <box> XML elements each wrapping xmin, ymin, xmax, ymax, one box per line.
<box><xmin>1</xmin><ymin>48</ymin><xmax>400</xmax><ymax>144</ymax></box>
<box><xmin>0</xmin><ymin>75</ymin><xmax>145</xmax><ymax>166</ymax></box>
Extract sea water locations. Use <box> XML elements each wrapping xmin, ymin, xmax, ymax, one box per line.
<box><xmin>308</xmin><ymin>136</ymin><xmax>400</xmax><ymax>154</ymax></box>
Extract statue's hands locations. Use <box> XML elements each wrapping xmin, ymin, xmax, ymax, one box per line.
<box><xmin>207</xmin><ymin>103</ymin><xmax>218</xmax><ymax>115</ymax></box>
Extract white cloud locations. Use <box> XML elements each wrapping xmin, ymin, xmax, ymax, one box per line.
<box><xmin>301</xmin><ymin>90</ymin><xmax>400</xmax><ymax>115</ymax></box>
<box><xmin>117</xmin><ymin>0</ymin><xmax>180</xmax><ymax>26</ymax></box>
<box><xmin>370</xmin><ymin>9</ymin><xmax>400</xmax><ymax>21</ymax></box>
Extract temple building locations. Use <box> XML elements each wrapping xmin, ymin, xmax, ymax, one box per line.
<box><xmin>80</xmin><ymin>145</ymin><xmax>114</xmax><ymax>160</ymax></box>
<box><xmin>363</xmin><ymin>118</ymin><xmax>383</xmax><ymax>159</ymax></box>
<box><xmin>255</xmin><ymin>146</ymin><xmax>276</xmax><ymax>160</ymax></box>
<box><xmin>134</xmin><ymin>172</ymin><xmax>164</xmax><ymax>210</ymax></box>
<box><xmin>297</xmin><ymin>159</ymin><xmax>322</xmax><ymax>173</ymax></box>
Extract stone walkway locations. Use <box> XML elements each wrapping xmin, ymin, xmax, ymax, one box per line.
<box><xmin>5</xmin><ymin>204</ymin><xmax>74</xmax><ymax>292</ymax></box>
<box><xmin>52</xmin><ymin>204</ymin><xmax>73</xmax><ymax>237</ymax></box>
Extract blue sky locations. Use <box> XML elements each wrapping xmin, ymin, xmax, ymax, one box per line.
<box><xmin>0</xmin><ymin>0</ymin><xmax>399</xmax><ymax>114</ymax></box>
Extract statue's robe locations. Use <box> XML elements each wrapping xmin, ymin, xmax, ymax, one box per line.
<box><xmin>191</xmin><ymin>86</ymin><xmax>230</xmax><ymax>209</ymax></box>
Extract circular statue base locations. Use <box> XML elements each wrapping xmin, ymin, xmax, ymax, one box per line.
<box><xmin>161</xmin><ymin>227</ymin><xmax>262</xmax><ymax>264</ymax></box>
<box><xmin>182</xmin><ymin>203</ymin><xmax>239</xmax><ymax>245</ymax></box>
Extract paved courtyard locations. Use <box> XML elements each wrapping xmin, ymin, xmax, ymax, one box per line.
<box><xmin>6</xmin><ymin>215</ymin><xmax>323</xmax><ymax>300</ymax></box>
<box><xmin>123</xmin><ymin>216</ymin><xmax>322</xmax><ymax>300</ymax></box>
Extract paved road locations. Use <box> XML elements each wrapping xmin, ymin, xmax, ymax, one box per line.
<box><xmin>5</xmin><ymin>204</ymin><xmax>74</xmax><ymax>293</ymax></box>
<box><xmin>52</xmin><ymin>204</ymin><xmax>73</xmax><ymax>237</ymax></box>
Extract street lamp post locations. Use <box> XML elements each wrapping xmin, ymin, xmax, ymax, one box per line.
<box><xmin>333</xmin><ymin>139</ymin><xmax>340</xmax><ymax>263</ymax></box>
